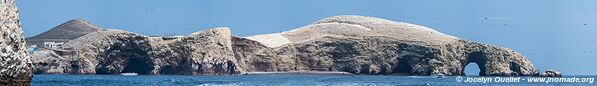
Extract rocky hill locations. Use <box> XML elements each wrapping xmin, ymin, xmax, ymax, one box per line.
<box><xmin>31</xmin><ymin>15</ymin><xmax>540</xmax><ymax>76</ymax></box>
<box><xmin>0</xmin><ymin>0</ymin><xmax>34</xmax><ymax>85</ymax></box>
<box><xmin>26</xmin><ymin>19</ymin><xmax>101</xmax><ymax>47</ymax></box>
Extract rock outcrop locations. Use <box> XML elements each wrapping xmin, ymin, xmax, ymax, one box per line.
<box><xmin>0</xmin><ymin>0</ymin><xmax>34</xmax><ymax>85</ymax></box>
<box><xmin>33</xmin><ymin>28</ymin><xmax>239</xmax><ymax>75</ymax></box>
<box><xmin>543</xmin><ymin>69</ymin><xmax>562</xmax><ymax>77</ymax></box>
<box><xmin>243</xmin><ymin>15</ymin><xmax>539</xmax><ymax>76</ymax></box>
<box><xmin>30</xmin><ymin>15</ymin><xmax>540</xmax><ymax>76</ymax></box>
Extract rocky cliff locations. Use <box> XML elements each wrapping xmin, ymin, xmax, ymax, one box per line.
<box><xmin>0</xmin><ymin>0</ymin><xmax>34</xmax><ymax>85</ymax></box>
<box><xmin>33</xmin><ymin>28</ymin><xmax>239</xmax><ymax>75</ymax></box>
<box><xmin>31</xmin><ymin>15</ymin><xmax>540</xmax><ymax>76</ymax></box>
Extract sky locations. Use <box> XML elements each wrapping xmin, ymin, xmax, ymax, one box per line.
<box><xmin>16</xmin><ymin>0</ymin><xmax>597</xmax><ymax>75</ymax></box>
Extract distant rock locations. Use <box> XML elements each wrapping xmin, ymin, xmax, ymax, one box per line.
<box><xmin>31</xmin><ymin>15</ymin><xmax>541</xmax><ymax>76</ymax></box>
<box><xmin>0</xmin><ymin>0</ymin><xmax>34</xmax><ymax>85</ymax></box>
<box><xmin>543</xmin><ymin>69</ymin><xmax>562</xmax><ymax>77</ymax></box>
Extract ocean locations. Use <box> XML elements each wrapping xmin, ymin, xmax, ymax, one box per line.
<box><xmin>32</xmin><ymin>74</ymin><xmax>596</xmax><ymax>86</ymax></box>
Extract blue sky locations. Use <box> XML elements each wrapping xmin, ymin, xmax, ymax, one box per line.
<box><xmin>17</xmin><ymin>0</ymin><xmax>597</xmax><ymax>75</ymax></box>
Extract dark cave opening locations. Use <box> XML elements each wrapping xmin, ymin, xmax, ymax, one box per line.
<box><xmin>122</xmin><ymin>57</ymin><xmax>154</xmax><ymax>75</ymax></box>
<box><xmin>396</xmin><ymin>56</ymin><xmax>413</xmax><ymax>74</ymax></box>
<box><xmin>159</xmin><ymin>57</ymin><xmax>194</xmax><ymax>75</ymax></box>
<box><xmin>509</xmin><ymin>62</ymin><xmax>521</xmax><ymax>75</ymax></box>
<box><xmin>226</xmin><ymin>60</ymin><xmax>237</xmax><ymax>75</ymax></box>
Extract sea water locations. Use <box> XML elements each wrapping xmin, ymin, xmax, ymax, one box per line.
<box><xmin>32</xmin><ymin>74</ymin><xmax>596</xmax><ymax>86</ymax></box>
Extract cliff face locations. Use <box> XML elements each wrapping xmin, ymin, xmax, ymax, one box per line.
<box><xmin>31</xmin><ymin>15</ymin><xmax>539</xmax><ymax>76</ymax></box>
<box><xmin>34</xmin><ymin>28</ymin><xmax>239</xmax><ymax>75</ymax></box>
<box><xmin>0</xmin><ymin>0</ymin><xmax>34</xmax><ymax>85</ymax></box>
<box><xmin>149</xmin><ymin>28</ymin><xmax>239</xmax><ymax>75</ymax></box>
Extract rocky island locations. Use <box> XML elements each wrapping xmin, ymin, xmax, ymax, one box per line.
<box><xmin>0</xmin><ymin>1</ymin><xmax>574</xmax><ymax>85</ymax></box>
<box><xmin>27</xmin><ymin>15</ymin><xmax>541</xmax><ymax>76</ymax></box>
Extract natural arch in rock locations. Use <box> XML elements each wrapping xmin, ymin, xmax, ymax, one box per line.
<box><xmin>464</xmin><ymin>52</ymin><xmax>488</xmax><ymax>76</ymax></box>
<box><xmin>463</xmin><ymin>63</ymin><xmax>480</xmax><ymax>76</ymax></box>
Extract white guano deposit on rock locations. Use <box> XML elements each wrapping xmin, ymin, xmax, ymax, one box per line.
<box><xmin>245</xmin><ymin>33</ymin><xmax>292</xmax><ymax>48</ymax></box>
<box><xmin>1</xmin><ymin>0</ymin><xmax>34</xmax><ymax>85</ymax></box>
<box><xmin>245</xmin><ymin>15</ymin><xmax>461</xmax><ymax>48</ymax></box>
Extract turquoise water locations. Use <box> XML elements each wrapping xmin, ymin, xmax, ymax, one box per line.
<box><xmin>32</xmin><ymin>74</ymin><xmax>596</xmax><ymax>86</ymax></box>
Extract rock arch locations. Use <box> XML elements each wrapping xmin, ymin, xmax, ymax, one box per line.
<box><xmin>463</xmin><ymin>51</ymin><xmax>488</xmax><ymax>76</ymax></box>
<box><xmin>459</xmin><ymin>44</ymin><xmax>540</xmax><ymax>76</ymax></box>
<box><xmin>463</xmin><ymin>63</ymin><xmax>480</xmax><ymax>76</ymax></box>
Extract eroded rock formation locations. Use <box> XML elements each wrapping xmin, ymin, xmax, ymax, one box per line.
<box><xmin>242</xmin><ymin>15</ymin><xmax>539</xmax><ymax>76</ymax></box>
<box><xmin>30</xmin><ymin>15</ymin><xmax>540</xmax><ymax>76</ymax></box>
<box><xmin>33</xmin><ymin>28</ymin><xmax>239</xmax><ymax>75</ymax></box>
<box><xmin>0</xmin><ymin>0</ymin><xmax>34</xmax><ymax>85</ymax></box>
